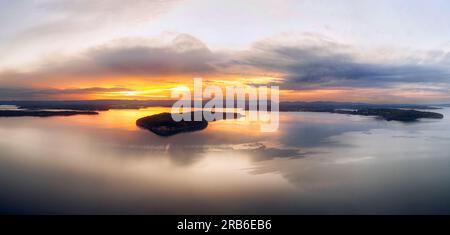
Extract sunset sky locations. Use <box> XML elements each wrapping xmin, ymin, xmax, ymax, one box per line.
<box><xmin>0</xmin><ymin>0</ymin><xmax>449</xmax><ymax>103</ymax></box>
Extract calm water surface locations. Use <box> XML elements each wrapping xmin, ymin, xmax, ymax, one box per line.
<box><xmin>0</xmin><ymin>107</ymin><xmax>450</xmax><ymax>214</ymax></box>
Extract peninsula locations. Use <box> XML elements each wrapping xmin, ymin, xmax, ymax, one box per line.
<box><xmin>278</xmin><ymin>102</ymin><xmax>444</xmax><ymax>121</ymax></box>
<box><xmin>334</xmin><ymin>108</ymin><xmax>444</xmax><ymax>122</ymax></box>
<box><xmin>0</xmin><ymin>110</ymin><xmax>98</xmax><ymax>117</ymax></box>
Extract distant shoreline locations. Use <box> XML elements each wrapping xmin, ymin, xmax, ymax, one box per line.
<box><xmin>0</xmin><ymin>100</ymin><xmax>445</xmax><ymax>122</ymax></box>
<box><xmin>0</xmin><ymin>100</ymin><xmax>447</xmax><ymax>112</ymax></box>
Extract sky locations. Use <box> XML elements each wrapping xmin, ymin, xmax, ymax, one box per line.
<box><xmin>0</xmin><ymin>0</ymin><xmax>449</xmax><ymax>103</ymax></box>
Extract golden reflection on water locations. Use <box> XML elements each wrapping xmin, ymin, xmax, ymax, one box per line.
<box><xmin>51</xmin><ymin>107</ymin><xmax>282</xmax><ymax>135</ymax></box>
<box><xmin>51</xmin><ymin>107</ymin><xmax>171</xmax><ymax>130</ymax></box>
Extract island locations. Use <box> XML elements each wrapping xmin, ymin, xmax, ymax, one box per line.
<box><xmin>0</xmin><ymin>110</ymin><xmax>98</xmax><ymax>117</ymax></box>
<box><xmin>136</xmin><ymin>111</ymin><xmax>243</xmax><ymax>136</ymax></box>
<box><xmin>136</xmin><ymin>112</ymin><xmax>208</xmax><ymax>136</ymax></box>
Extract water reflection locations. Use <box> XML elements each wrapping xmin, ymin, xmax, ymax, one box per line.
<box><xmin>0</xmin><ymin>107</ymin><xmax>449</xmax><ymax>214</ymax></box>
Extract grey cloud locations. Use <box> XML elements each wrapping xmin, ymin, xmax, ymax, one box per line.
<box><xmin>228</xmin><ymin>36</ymin><xmax>450</xmax><ymax>90</ymax></box>
<box><xmin>86</xmin><ymin>35</ymin><xmax>215</xmax><ymax>76</ymax></box>
<box><xmin>0</xmin><ymin>34</ymin><xmax>218</xmax><ymax>86</ymax></box>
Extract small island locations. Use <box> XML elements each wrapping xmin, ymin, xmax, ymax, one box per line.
<box><xmin>136</xmin><ymin>111</ymin><xmax>243</xmax><ymax>136</ymax></box>
<box><xmin>136</xmin><ymin>112</ymin><xmax>208</xmax><ymax>136</ymax></box>
<box><xmin>0</xmin><ymin>110</ymin><xmax>98</xmax><ymax>117</ymax></box>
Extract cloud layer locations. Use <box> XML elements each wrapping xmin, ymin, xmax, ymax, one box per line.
<box><xmin>0</xmin><ymin>33</ymin><xmax>449</xmax><ymax>102</ymax></box>
<box><xmin>229</xmin><ymin>34</ymin><xmax>450</xmax><ymax>89</ymax></box>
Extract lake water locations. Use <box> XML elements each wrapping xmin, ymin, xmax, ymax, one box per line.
<box><xmin>0</xmin><ymin>107</ymin><xmax>450</xmax><ymax>214</ymax></box>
